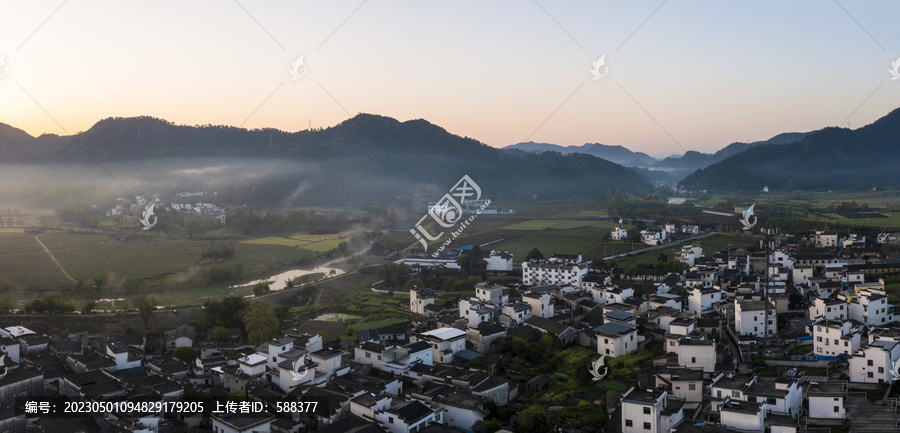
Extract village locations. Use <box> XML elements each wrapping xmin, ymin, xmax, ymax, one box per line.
<box><xmin>1</xmin><ymin>221</ymin><xmax>900</xmax><ymax>433</ymax></box>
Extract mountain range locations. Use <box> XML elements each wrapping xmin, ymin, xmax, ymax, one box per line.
<box><xmin>504</xmin><ymin>132</ymin><xmax>808</xmax><ymax>180</ymax></box>
<box><xmin>0</xmin><ymin>115</ymin><xmax>650</xmax><ymax>206</ymax></box>
<box><xmin>2</xmin><ymin>106</ymin><xmax>898</xmax><ymax>205</ymax></box>
<box><xmin>681</xmin><ymin>107</ymin><xmax>900</xmax><ymax>192</ymax></box>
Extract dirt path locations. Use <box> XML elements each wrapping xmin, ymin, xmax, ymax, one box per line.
<box><xmin>33</xmin><ymin>235</ymin><xmax>76</xmax><ymax>283</ymax></box>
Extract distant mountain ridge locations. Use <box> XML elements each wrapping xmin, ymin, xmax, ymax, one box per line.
<box><xmin>651</xmin><ymin>132</ymin><xmax>807</xmax><ymax>179</ymax></box>
<box><xmin>0</xmin><ymin>114</ymin><xmax>650</xmax><ymax>205</ymax></box>
<box><xmin>680</xmin><ymin>108</ymin><xmax>900</xmax><ymax>192</ymax></box>
<box><xmin>504</xmin><ymin>131</ymin><xmax>808</xmax><ymax>181</ymax></box>
<box><xmin>503</xmin><ymin>141</ymin><xmax>659</xmax><ymax>167</ymax></box>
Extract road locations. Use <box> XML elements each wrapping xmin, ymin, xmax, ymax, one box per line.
<box><xmin>33</xmin><ymin>235</ymin><xmax>76</xmax><ymax>283</ymax></box>
<box><xmin>603</xmin><ymin>233</ymin><xmax>714</xmax><ymax>260</ymax></box>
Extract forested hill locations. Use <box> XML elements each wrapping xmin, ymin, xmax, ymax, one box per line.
<box><xmin>0</xmin><ymin>114</ymin><xmax>650</xmax><ymax>205</ymax></box>
<box><xmin>680</xmin><ymin>108</ymin><xmax>900</xmax><ymax>192</ymax></box>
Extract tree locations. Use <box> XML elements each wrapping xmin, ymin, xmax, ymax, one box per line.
<box><xmin>470</xmin><ymin>245</ymin><xmax>485</xmax><ymax>262</ymax></box>
<box><xmin>210</xmin><ymin>326</ymin><xmax>230</xmax><ymax>343</ymax></box>
<box><xmin>173</xmin><ymin>346</ymin><xmax>197</xmax><ymax>363</ymax></box>
<box><xmin>606</xmin><ymin>188</ymin><xmax>614</xmax><ymax>217</ymax></box>
<box><xmin>615</xmin><ymin>188</ymin><xmax>623</xmax><ymax>216</ymax></box>
<box><xmin>483</xmin><ymin>419</ymin><xmax>502</xmax><ymax>433</ymax></box>
<box><xmin>134</xmin><ymin>296</ymin><xmax>155</xmax><ymax>327</ymax></box>
<box><xmin>525</xmin><ymin>248</ymin><xmax>544</xmax><ymax>261</ymax></box>
<box><xmin>252</xmin><ymin>283</ymin><xmax>270</xmax><ymax>296</ymax></box>
<box><xmin>404</xmin><ymin>278</ymin><xmax>424</xmax><ymax>290</ymax></box>
<box><xmin>0</xmin><ymin>297</ymin><xmax>15</xmax><ymax>314</ymax></box>
<box><xmin>518</xmin><ymin>405</ymin><xmax>553</xmax><ymax>433</ymax></box>
<box><xmin>81</xmin><ymin>300</ymin><xmax>96</xmax><ymax>315</ymax></box>
<box><xmin>243</xmin><ymin>303</ymin><xmax>279</xmax><ymax>344</ymax></box>
<box><xmin>376</xmin><ymin>263</ymin><xmax>412</xmax><ymax>288</ymax></box>
<box><xmin>574</xmin><ymin>359</ymin><xmax>594</xmax><ymax>387</ymax></box>
<box><xmin>657</xmin><ymin>252</ymin><xmax>668</xmax><ymax>263</ymax></box>
<box><xmin>456</xmin><ymin>254</ymin><xmax>472</xmax><ymax>271</ymax></box>
<box><xmin>590</xmin><ymin>258</ymin><xmax>610</xmax><ymax>270</ymax></box>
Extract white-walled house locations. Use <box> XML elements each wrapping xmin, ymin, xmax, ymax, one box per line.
<box><xmin>475</xmin><ymin>283</ymin><xmax>508</xmax><ymax>307</ymax></box>
<box><xmin>416</xmin><ymin>328</ymin><xmax>466</xmax><ymax>364</ymax></box>
<box><xmin>640</xmin><ymin>229</ymin><xmax>667</xmax><ymax>246</ymax></box>
<box><xmin>485</xmin><ymin>250</ymin><xmax>513</xmax><ymax>271</ymax></box>
<box><xmin>595</xmin><ymin>322</ymin><xmax>639</xmax><ymax>358</ymax></box>
<box><xmin>620</xmin><ymin>388</ymin><xmax>684</xmax><ymax>433</ymax></box>
<box><xmin>813</xmin><ymin>319</ymin><xmax>861</xmax><ymax>357</ymax></box>
<box><xmin>720</xmin><ymin>399</ymin><xmax>765</xmax><ymax>432</ymax></box>
<box><xmin>275</xmin><ymin>356</ymin><xmax>316</xmax><ymax>393</ymax></box>
<box><xmin>611</xmin><ymin>226</ymin><xmax>628</xmax><ymax>241</ymax></box>
<box><xmin>522</xmin><ymin>292</ymin><xmax>554</xmax><ymax>319</ymax></box>
<box><xmin>688</xmin><ymin>287</ymin><xmax>724</xmax><ymax>317</ymax></box>
<box><xmin>255</xmin><ymin>337</ymin><xmax>296</xmax><ymax>370</ymax></box>
<box><xmin>672</xmin><ymin>337</ymin><xmax>717</xmax><ymax>373</ymax></box>
<box><xmin>745</xmin><ymin>378</ymin><xmax>803</xmax><ymax>418</ymax></box>
<box><xmin>679</xmin><ymin>245</ymin><xmax>703</xmax><ymax>266</ymax></box>
<box><xmin>592</xmin><ymin>285</ymin><xmax>635</xmax><ymax>305</ymax></box>
<box><xmin>793</xmin><ymin>265</ymin><xmax>813</xmax><ymax>286</ymax></box>
<box><xmin>458</xmin><ymin>298</ymin><xmax>496</xmax><ymax>328</ymax></box>
<box><xmin>809</xmin><ymin>298</ymin><xmax>848</xmax><ymax>321</ymax></box>
<box><xmin>522</xmin><ymin>260</ymin><xmax>588</xmax><ymax>287</ymax></box>
<box><xmin>211</xmin><ymin>413</ymin><xmax>275</xmax><ymax>433</ymax></box>
<box><xmin>808</xmin><ymin>381</ymin><xmax>847</xmax><ymax>420</ymax></box>
<box><xmin>655</xmin><ymin>368</ymin><xmax>704</xmax><ymax>403</ymax></box>
<box><xmin>310</xmin><ymin>348</ymin><xmax>346</xmax><ymax>383</ymax></box>
<box><xmin>849</xmin><ymin>289</ymin><xmax>896</xmax><ymax>326</ymax></box>
<box><xmin>410</xmin><ymin>287</ymin><xmax>438</xmax><ymax>315</ymax></box>
<box><xmin>710</xmin><ymin>375</ymin><xmax>802</xmax><ymax>419</ymax></box>
<box><xmin>849</xmin><ymin>337</ymin><xmax>900</xmax><ymax>383</ymax></box>
<box><xmin>734</xmin><ymin>299</ymin><xmax>777</xmax><ymax>338</ymax></box>
<box><xmin>500</xmin><ymin>302</ymin><xmax>532</xmax><ymax>326</ymax></box>
<box><xmin>374</xmin><ymin>400</ymin><xmax>443</xmax><ymax>433</ymax></box>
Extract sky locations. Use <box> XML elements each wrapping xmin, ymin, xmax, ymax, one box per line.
<box><xmin>1</xmin><ymin>1</ymin><xmax>899</xmax><ymax>157</ymax></box>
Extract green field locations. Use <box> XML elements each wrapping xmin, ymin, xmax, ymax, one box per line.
<box><xmin>695</xmin><ymin>190</ymin><xmax>900</xmax><ymax>229</ymax></box>
<box><xmin>242</xmin><ymin>232</ymin><xmax>351</xmax><ymax>252</ymax></box>
<box><xmin>32</xmin><ymin>233</ymin><xmax>320</xmax><ymax>283</ymax></box>
<box><xmin>0</xmin><ymin>234</ymin><xmax>72</xmax><ymax>287</ymax></box>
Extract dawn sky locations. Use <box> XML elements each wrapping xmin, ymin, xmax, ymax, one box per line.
<box><xmin>1</xmin><ymin>0</ymin><xmax>899</xmax><ymax>157</ymax></box>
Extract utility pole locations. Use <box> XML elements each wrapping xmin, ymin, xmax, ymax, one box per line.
<box><xmin>763</xmin><ymin>230</ymin><xmax>770</xmax><ymax>350</ymax></box>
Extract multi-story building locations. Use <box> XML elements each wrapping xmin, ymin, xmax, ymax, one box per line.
<box><xmin>688</xmin><ymin>287</ymin><xmax>724</xmax><ymax>317</ymax></box>
<box><xmin>416</xmin><ymin>328</ymin><xmax>466</xmax><ymax>364</ymax></box>
<box><xmin>850</xmin><ymin>337</ymin><xmax>900</xmax><ymax>383</ymax></box>
<box><xmin>595</xmin><ymin>322</ymin><xmax>639</xmax><ymax>358</ymax></box>
<box><xmin>485</xmin><ymin>250</ymin><xmax>513</xmax><ymax>271</ymax></box>
<box><xmin>522</xmin><ymin>292</ymin><xmax>554</xmax><ymax>319</ymax></box>
<box><xmin>813</xmin><ymin>319</ymin><xmax>861</xmax><ymax>357</ymax></box>
<box><xmin>522</xmin><ymin>260</ymin><xmax>588</xmax><ymax>287</ymax></box>
<box><xmin>409</xmin><ymin>287</ymin><xmax>437</xmax><ymax>315</ymax></box>
<box><xmin>475</xmin><ymin>282</ymin><xmax>508</xmax><ymax>307</ymax></box>
<box><xmin>620</xmin><ymin>388</ymin><xmax>685</xmax><ymax>433</ymax></box>
<box><xmin>611</xmin><ymin>226</ymin><xmax>628</xmax><ymax>241</ymax></box>
<box><xmin>734</xmin><ymin>299</ymin><xmax>777</xmax><ymax>338</ymax></box>
<box><xmin>809</xmin><ymin>298</ymin><xmax>848</xmax><ymax>321</ymax></box>
<box><xmin>458</xmin><ymin>298</ymin><xmax>496</xmax><ymax>328</ymax></box>
<box><xmin>849</xmin><ymin>288</ymin><xmax>896</xmax><ymax>326</ymax></box>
